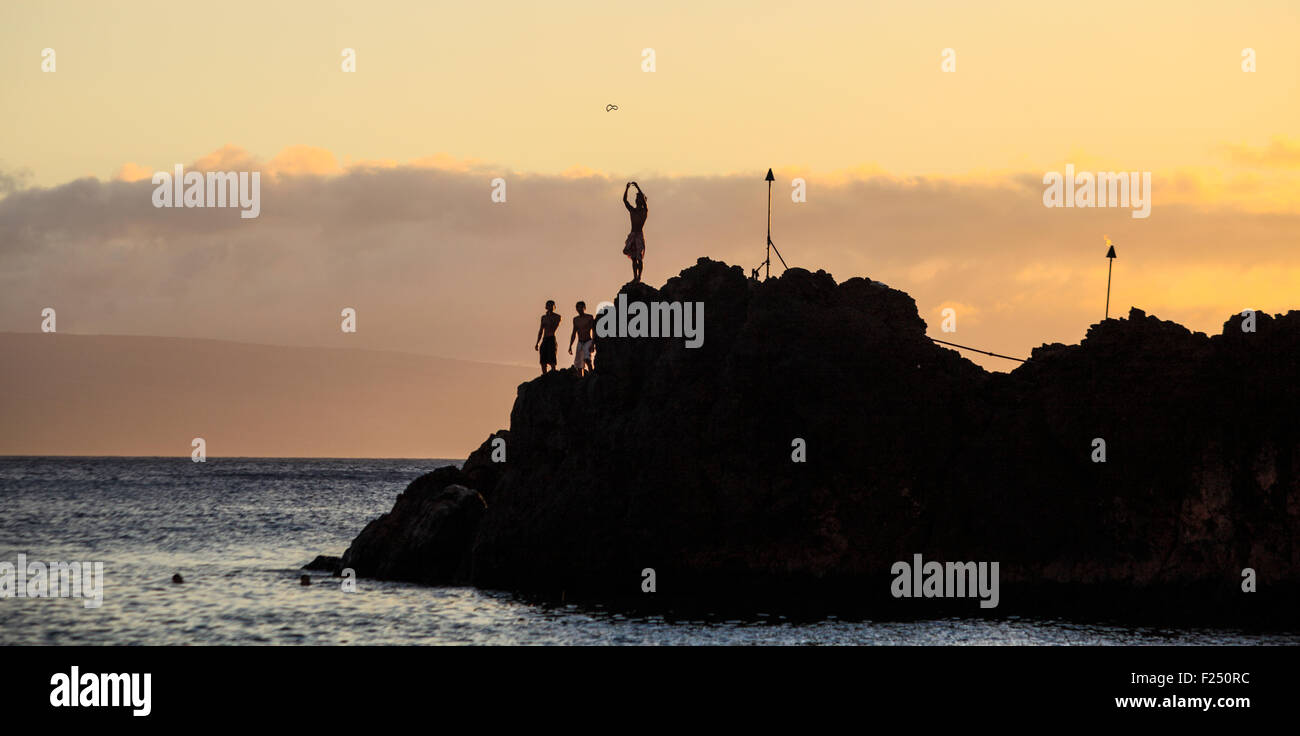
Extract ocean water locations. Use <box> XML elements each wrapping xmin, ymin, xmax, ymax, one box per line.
<box><xmin>0</xmin><ymin>456</ymin><xmax>1293</xmax><ymax>646</ymax></box>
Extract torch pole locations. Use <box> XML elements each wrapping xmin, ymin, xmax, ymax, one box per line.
<box><xmin>766</xmin><ymin>176</ymin><xmax>772</xmax><ymax>280</ymax></box>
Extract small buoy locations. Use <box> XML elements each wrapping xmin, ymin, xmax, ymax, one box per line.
<box><xmin>172</xmin><ymin>574</ymin><xmax>184</xmax><ymax>584</ymax></box>
<box><xmin>300</xmin><ymin>574</ymin><xmax>311</xmax><ymax>586</ymax></box>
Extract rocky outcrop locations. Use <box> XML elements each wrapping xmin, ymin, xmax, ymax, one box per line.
<box><xmin>302</xmin><ymin>555</ymin><xmax>342</xmax><ymax>574</ymax></box>
<box><xmin>330</xmin><ymin>258</ymin><xmax>1300</xmax><ymax>620</ymax></box>
<box><xmin>340</xmin><ymin>467</ymin><xmax>488</xmax><ymax>585</ymax></box>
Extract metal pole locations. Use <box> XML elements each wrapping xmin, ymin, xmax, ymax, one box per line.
<box><xmin>1104</xmin><ymin>241</ymin><xmax>1117</xmax><ymax>319</ymax></box>
<box><xmin>1105</xmin><ymin>258</ymin><xmax>1113</xmax><ymax>319</ymax></box>
<box><xmin>766</xmin><ymin>178</ymin><xmax>772</xmax><ymax>280</ymax></box>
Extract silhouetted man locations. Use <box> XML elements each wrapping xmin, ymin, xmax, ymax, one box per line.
<box><xmin>622</xmin><ymin>182</ymin><xmax>648</xmax><ymax>283</ymax></box>
<box><xmin>535</xmin><ymin>300</ymin><xmax>561</xmax><ymax>374</ymax></box>
<box><xmin>569</xmin><ymin>301</ymin><xmax>596</xmax><ymax>376</ymax></box>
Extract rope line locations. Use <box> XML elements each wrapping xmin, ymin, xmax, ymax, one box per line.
<box><xmin>928</xmin><ymin>337</ymin><xmax>1028</xmax><ymax>363</ymax></box>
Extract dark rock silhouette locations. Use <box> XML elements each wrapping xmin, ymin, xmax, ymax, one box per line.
<box><xmin>332</xmin><ymin>258</ymin><xmax>1300</xmax><ymax>620</ymax></box>
<box><xmin>302</xmin><ymin>555</ymin><xmax>342</xmax><ymax>574</ymax></box>
<box><xmin>341</xmin><ymin>469</ymin><xmax>490</xmax><ymax>585</ymax></box>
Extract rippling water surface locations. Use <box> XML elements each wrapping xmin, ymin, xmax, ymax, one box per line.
<box><xmin>1</xmin><ymin>457</ymin><xmax>1294</xmax><ymax>646</ymax></box>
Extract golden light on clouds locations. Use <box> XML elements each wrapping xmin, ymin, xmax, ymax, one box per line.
<box><xmin>2</xmin><ymin>0</ymin><xmax>1299</xmax><ymax>454</ymax></box>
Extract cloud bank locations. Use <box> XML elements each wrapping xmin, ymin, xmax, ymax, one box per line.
<box><xmin>2</xmin><ymin>146</ymin><xmax>1298</xmax><ymax>373</ymax></box>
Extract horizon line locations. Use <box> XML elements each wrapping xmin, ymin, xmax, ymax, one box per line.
<box><xmin>0</xmin><ymin>330</ymin><xmax>538</xmax><ymax>371</ymax></box>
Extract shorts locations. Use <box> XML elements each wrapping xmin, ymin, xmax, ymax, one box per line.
<box><xmin>539</xmin><ymin>336</ymin><xmax>557</xmax><ymax>366</ymax></box>
<box><xmin>623</xmin><ymin>231</ymin><xmax>645</xmax><ymax>260</ymax></box>
<box><xmin>573</xmin><ymin>339</ymin><xmax>594</xmax><ymax>369</ymax></box>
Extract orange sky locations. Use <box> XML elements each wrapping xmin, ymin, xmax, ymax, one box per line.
<box><xmin>2</xmin><ymin>1</ymin><xmax>1298</xmax><ymax>456</ymax></box>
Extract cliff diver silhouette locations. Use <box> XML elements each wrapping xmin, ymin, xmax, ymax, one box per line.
<box><xmin>535</xmin><ymin>300</ymin><xmax>561</xmax><ymax>375</ymax></box>
<box><xmin>622</xmin><ymin>182</ymin><xmax>647</xmax><ymax>283</ymax></box>
<box><xmin>569</xmin><ymin>301</ymin><xmax>596</xmax><ymax>376</ymax></box>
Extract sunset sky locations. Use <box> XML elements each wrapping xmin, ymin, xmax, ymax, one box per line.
<box><xmin>2</xmin><ymin>1</ymin><xmax>1299</xmax><ymax>456</ymax></box>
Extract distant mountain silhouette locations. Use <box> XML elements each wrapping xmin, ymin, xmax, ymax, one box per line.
<box><xmin>0</xmin><ymin>333</ymin><xmax>530</xmax><ymax>458</ymax></box>
<box><xmin>329</xmin><ymin>258</ymin><xmax>1300</xmax><ymax>622</ymax></box>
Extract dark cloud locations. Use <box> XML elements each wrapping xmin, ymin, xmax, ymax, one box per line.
<box><xmin>1</xmin><ymin>166</ymin><xmax>1296</xmax><ymax>371</ymax></box>
<box><xmin>0</xmin><ymin>163</ymin><xmax>33</xmax><ymax>196</ymax></box>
